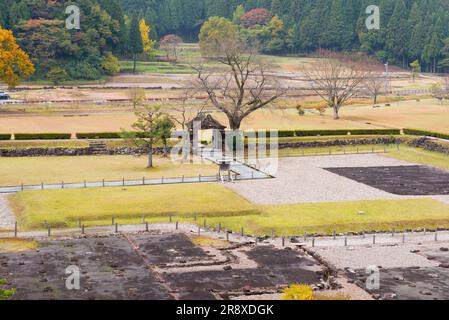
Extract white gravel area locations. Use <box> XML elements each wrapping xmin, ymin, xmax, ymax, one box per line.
<box><xmin>0</xmin><ymin>194</ymin><xmax>15</xmax><ymax>229</ymax></box>
<box><xmin>312</xmin><ymin>244</ymin><xmax>439</xmax><ymax>269</ymax></box>
<box><xmin>227</xmin><ymin>154</ymin><xmax>416</xmax><ymax>204</ymax></box>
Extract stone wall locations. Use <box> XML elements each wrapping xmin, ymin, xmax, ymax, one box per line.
<box><xmin>409</xmin><ymin>138</ymin><xmax>449</xmax><ymax>155</ymax></box>
<box><xmin>278</xmin><ymin>137</ymin><xmax>403</xmax><ymax>149</ymax></box>
<box><xmin>0</xmin><ymin>147</ymin><xmax>167</xmax><ymax>157</ymax></box>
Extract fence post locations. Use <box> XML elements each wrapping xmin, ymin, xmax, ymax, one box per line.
<box><xmin>435</xmin><ymin>232</ymin><xmax>438</xmax><ymax>242</ymax></box>
<box><xmin>41</xmin><ymin>183</ymin><xmax>44</xmax><ymax>190</ymax></box>
<box><xmin>48</xmin><ymin>226</ymin><xmax>51</xmax><ymax>237</ymax></box>
<box><xmin>161</xmin><ymin>176</ymin><xmax>164</xmax><ymax>184</ymax></box>
<box><xmin>241</xmin><ymin>227</ymin><xmax>244</xmax><ymax>237</ymax></box>
<box><xmin>112</xmin><ymin>216</ymin><xmax>115</xmax><ymax>226</ymax></box>
<box><xmin>198</xmin><ymin>225</ymin><xmax>201</xmax><ymax>236</ymax></box>
<box><xmin>145</xmin><ymin>221</ymin><xmax>149</xmax><ymax>232</ymax></box>
<box><xmin>115</xmin><ymin>223</ymin><xmax>118</xmax><ymax>233</ymax></box>
<box><xmin>81</xmin><ymin>224</ymin><xmax>85</xmax><ymax>234</ymax></box>
<box><xmin>142</xmin><ymin>177</ymin><xmax>145</xmax><ymax>185</ymax></box>
<box><xmin>169</xmin><ymin>215</ymin><xmax>172</xmax><ymax>223</ymax></box>
<box><xmin>122</xmin><ymin>178</ymin><xmax>125</xmax><ymax>187</ymax></box>
<box><xmin>333</xmin><ymin>231</ymin><xmax>336</xmax><ymax>240</ymax></box>
<box><xmin>61</xmin><ymin>181</ymin><xmax>64</xmax><ymax>189</ymax></box>
<box><xmin>344</xmin><ymin>237</ymin><xmax>347</xmax><ymax>247</ymax></box>
<box><xmin>373</xmin><ymin>235</ymin><xmax>376</xmax><ymax>244</ymax></box>
<box><xmin>203</xmin><ymin>219</ymin><xmax>206</xmax><ymax>228</ymax></box>
<box><xmin>282</xmin><ymin>237</ymin><xmax>285</xmax><ymax>247</ymax></box>
<box><xmin>218</xmin><ymin>223</ymin><xmax>221</xmax><ymax>233</ymax></box>
<box><xmin>21</xmin><ymin>183</ymin><xmax>24</xmax><ymax>191</ymax></box>
<box><xmin>84</xmin><ymin>180</ymin><xmax>87</xmax><ymax>188</ymax></box>
<box><xmin>176</xmin><ymin>221</ymin><xmax>179</xmax><ymax>230</ymax></box>
<box><xmin>226</xmin><ymin>231</ymin><xmax>229</xmax><ymax>241</ymax></box>
<box><xmin>182</xmin><ymin>175</ymin><xmax>184</xmax><ymax>183</ymax></box>
<box><xmin>402</xmin><ymin>233</ymin><xmax>405</xmax><ymax>243</ymax></box>
<box><xmin>312</xmin><ymin>237</ymin><xmax>315</xmax><ymax>247</ymax></box>
<box><xmin>78</xmin><ymin>218</ymin><xmax>81</xmax><ymax>228</ymax></box>
<box><xmin>102</xmin><ymin>179</ymin><xmax>105</xmax><ymax>187</ymax></box>
<box><xmin>199</xmin><ymin>174</ymin><xmax>202</xmax><ymax>182</ymax></box>
<box><xmin>194</xmin><ymin>212</ymin><xmax>197</xmax><ymax>222</ymax></box>
<box><xmin>14</xmin><ymin>222</ymin><xmax>17</xmax><ymax>238</ymax></box>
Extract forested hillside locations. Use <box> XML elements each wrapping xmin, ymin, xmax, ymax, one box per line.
<box><xmin>121</xmin><ymin>0</ymin><xmax>449</xmax><ymax>72</ymax></box>
<box><xmin>0</xmin><ymin>0</ymin><xmax>126</xmax><ymax>80</ymax></box>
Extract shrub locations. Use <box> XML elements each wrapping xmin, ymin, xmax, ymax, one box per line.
<box><xmin>296</xmin><ymin>105</ymin><xmax>305</xmax><ymax>116</ymax></box>
<box><xmin>403</xmin><ymin>129</ymin><xmax>449</xmax><ymax>140</ymax></box>
<box><xmin>348</xmin><ymin>129</ymin><xmax>401</xmax><ymax>135</ymax></box>
<box><xmin>278</xmin><ymin>130</ymin><xmax>296</xmax><ymax>138</ymax></box>
<box><xmin>14</xmin><ymin>133</ymin><xmax>71</xmax><ymax>140</ymax></box>
<box><xmin>295</xmin><ymin>129</ymin><xmax>350</xmax><ymax>137</ymax></box>
<box><xmin>0</xmin><ymin>134</ymin><xmax>11</xmax><ymax>140</ymax></box>
<box><xmin>76</xmin><ymin>132</ymin><xmax>149</xmax><ymax>140</ymax></box>
<box><xmin>282</xmin><ymin>284</ymin><xmax>314</xmax><ymax>300</ymax></box>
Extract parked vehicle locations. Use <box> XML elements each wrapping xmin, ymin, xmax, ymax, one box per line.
<box><xmin>0</xmin><ymin>91</ymin><xmax>11</xmax><ymax>100</ymax></box>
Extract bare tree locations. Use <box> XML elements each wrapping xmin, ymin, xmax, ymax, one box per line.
<box><xmin>170</xmin><ymin>89</ymin><xmax>207</xmax><ymax>130</ymax></box>
<box><xmin>128</xmin><ymin>86</ymin><xmax>146</xmax><ymax>109</ymax></box>
<box><xmin>302</xmin><ymin>51</ymin><xmax>371</xmax><ymax>119</ymax></box>
<box><xmin>193</xmin><ymin>41</ymin><xmax>286</xmax><ymax>130</ymax></box>
<box><xmin>365</xmin><ymin>75</ymin><xmax>387</xmax><ymax>105</ymax></box>
<box><xmin>159</xmin><ymin>34</ymin><xmax>183</xmax><ymax>63</ymax></box>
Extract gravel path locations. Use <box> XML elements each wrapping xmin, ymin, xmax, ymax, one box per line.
<box><xmin>0</xmin><ymin>194</ymin><xmax>15</xmax><ymax>229</ymax></box>
<box><xmin>311</xmin><ymin>244</ymin><xmax>439</xmax><ymax>269</ymax></box>
<box><xmin>226</xmin><ymin>154</ymin><xmax>417</xmax><ymax>204</ymax></box>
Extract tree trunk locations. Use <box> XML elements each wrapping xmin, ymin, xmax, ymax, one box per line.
<box><xmin>373</xmin><ymin>95</ymin><xmax>377</xmax><ymax>105</ymax></box>
<box><xmin>333</xmin><ymin>106</ymin><xmax>339</xmax><ymax>120</ymax></box>
<box><xmin>147</xmin><ymin>136</ymin><xmax>153</xmax><ymax>168</ymax></box>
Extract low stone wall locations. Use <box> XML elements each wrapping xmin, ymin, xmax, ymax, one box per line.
<box><xmin>409</xmin><ymin>137</ymin><xmax>449</xmax><ymax>155</ymax></box>
<box><xmin>0</xmin><ymin>147</ymin><xmax>167</xmax><ymax>157</ymax></box>
<box><xmin>278</xmin><ymin>137</ymin><xmax>403</xmax><ymax>149</ymax></box>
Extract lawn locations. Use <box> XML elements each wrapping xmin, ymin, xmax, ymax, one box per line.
<box><xmin>276</xmin><ymin>144</ymin><xmax>399</xmax><ymax>158</ymax></box>
<box><xmin>0</xmin><ymin>155</ymin><xmax>218</xmax><ymax>186</ymax></box>
<box><xmin>119</xmin><ymin>60</ymin><xmax>194</xmax><ymax>74</ymax></box>
<box><xmin>10</xmin><ymin>183</ymin><xmax>449</xmax><ymax>235</ymax></box>
<box><xmin>0</xmin><ymin>238</ymin><xmax>38</xmax><ymax>253</ymax></box>
<box><xmin>11</xmin><ymin>183</ymin><xmax>259</xmax><ymax>230</ymax></box>
<box><xmin>385</xmin><ymin>145</ymin><xmax>449</xmax><ymax>171</ymax></box>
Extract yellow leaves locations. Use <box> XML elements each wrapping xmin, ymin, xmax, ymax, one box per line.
<box><xmin>139</xmin><ymin>19</ymin><xmax>155</xmax><ymax>56</ymax></box>
<box><xmin>0</xmin><ymin>28</ymin><xmax>35</xmax><ymax>89</ymax></box>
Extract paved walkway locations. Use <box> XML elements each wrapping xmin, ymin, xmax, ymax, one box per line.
<box><xmin>0</xmin><ymin>194</ymin><xmax>15</xmax><ymax>229</ymax></box>
<box><xmin>198</xmin><ymin>147</ymin><xmax>271</xmax><ymax>180</ymax></box>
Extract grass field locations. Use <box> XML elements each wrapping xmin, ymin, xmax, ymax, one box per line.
<box><xmin>385</xmin><ymin>145</ymin><xmax>449</xmax><ymax>171</ymax></box>
<box><xmin>10</xmin><ymin>184</ymin><xmax>449</xmax><ymax>235</ymax></box>
<box><xmin>11</xmin><ymin>184</ymin><xmax>258</xmax><ymax>230</ymax></box>
<box><xmin>0</xmin><ymin>155</ymin><xmax>217</xmax><ymax>186</ymax></box>
<box><xmin>0</xmin><ymin>238</ymin><xmax>37</xmax><ymax>253</ymax></box>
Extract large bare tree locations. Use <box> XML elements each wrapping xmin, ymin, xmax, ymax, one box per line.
<box><xmin>302</xmin><ymin>51</ymin><xmax>371</xmax><ymax>119</ymax></box>
<box><xmin>193</xmin><ymin>41</ymin><xmax>286</xmax><ymax>130</ymax></box>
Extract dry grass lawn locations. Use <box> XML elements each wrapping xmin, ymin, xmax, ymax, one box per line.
<box><xmin>0</xmin><ymin>155</ymin><xmax>217</xmax><ymax>186</ymax></box>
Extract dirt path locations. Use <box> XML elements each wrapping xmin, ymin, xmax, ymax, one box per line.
<box><xmin>0</xmin><ymin>194</ymin><xmax>15</xmax><ymax>229</ymax></box>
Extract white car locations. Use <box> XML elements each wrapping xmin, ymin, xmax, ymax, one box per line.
<box><xmin>0</xmin><ymin>91</ymin><xmax>11</xmax><ymax>101</ymax></box>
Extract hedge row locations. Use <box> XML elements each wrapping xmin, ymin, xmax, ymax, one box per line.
<box><xmin>246</xmin><ymin>129</ymin><xmax>401</xmax><ymax>138</ymax></box>
<box><xmin>403</xmin><ymin>129</ymin><xmax>449</xmax><ymax>140</ymax></box>
<box><xmin>76</xmin><ymin>132</ymin><xmax>150</xmax><ymax>139</ymax></box>
<box><xmin>14</xmin><ymin>133</ymin><xmax>71</xmax><ymax>140</ymax></box>
<box><xmin>0</xmin><ymin>134</ymin><xmax>12</xmax><ymax>140</ymax></box>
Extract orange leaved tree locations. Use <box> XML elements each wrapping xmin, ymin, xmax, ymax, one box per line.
<box><xmin>0</xmin><ymin>28</ymin><xmax>35</xmax><ymax>89</ymax></box>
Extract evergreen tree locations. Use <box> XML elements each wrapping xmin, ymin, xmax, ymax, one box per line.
<box><xmin>128</xmin><ymin>15</ymin><xmax>143</xmax><ymax>73</ymax></box>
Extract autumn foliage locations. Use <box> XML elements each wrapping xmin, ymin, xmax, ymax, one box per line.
<box><xmin>240</xmin><ymin>8</ymin><xmax>270</xmax><ymax>28</ymax></box>
<box><xmin>0</xmin><ymin>28</ymin><xmax>35</xmax><ymax>88</ymax></box>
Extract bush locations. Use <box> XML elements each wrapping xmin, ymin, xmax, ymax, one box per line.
<box><xmin>14</xmin><ymin>133</ymin><xmax>71</xmax><ymax>140</ymax></box>
<box><xmin>403</xmin><ymin>129</ymin><xmax>449</xmax><ymax>140</ymax></box>
<box><xmin>76</xmin><ymin>132</ymin><xmax>149</xmax><ymax>139</ymax></box>
<box><xmin>0</xmin><ymin>134</ymin><xmax>11</xmax><ymax>140</ymax></box>
<box><xmin>295</xmin><ymin>129</ymin><xmax>401</xmax><ymax>137</ymax></box>
<box><xmin>282</xmin><ymin>284</ymin><xmax>314</xmax><ymax>300</ymax></box>
<box><xmin>278</xmin><ymin>130</ymin><xmax>296</xmax><ymax>138</ymax></box>
<box><xmin>295</xmin><ymin>129</ymin><xmax>351</xmax><ymax>137</ymax></box>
